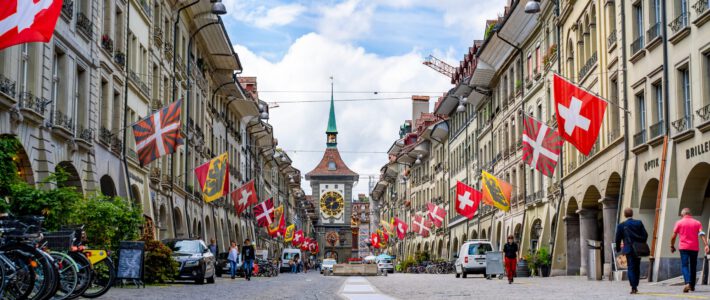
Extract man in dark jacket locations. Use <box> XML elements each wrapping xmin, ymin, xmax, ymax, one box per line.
<box><xmin>241</xmin><ymin>239</ymin><xmax>256</xmax><ymax>281</ymax></box>
<box><xmin>615</xmin><ymin>207</ymin><xmax>648</xmax><ymax>294</ymax></box>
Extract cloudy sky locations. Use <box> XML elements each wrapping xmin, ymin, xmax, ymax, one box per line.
<box><xmin>222</xmin><ymin>0</ymin><xmax>505</xmax><ymax>198</ymax></box>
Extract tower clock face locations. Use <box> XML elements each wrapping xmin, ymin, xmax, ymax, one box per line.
<box><xmin>320</xmin><ymin>191</ymin><xmax>344</xmax><ymax>217</ymax></box>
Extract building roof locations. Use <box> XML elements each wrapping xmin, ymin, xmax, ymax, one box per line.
<box><xmin>305</xmin><ymin>148</ymin><xmax>359</xmax><ymax>179</ymax></box>
<box><xmin>327</xmin><ymin>92</ymin><xmax>338</xmax><ymax>134</ymax></box>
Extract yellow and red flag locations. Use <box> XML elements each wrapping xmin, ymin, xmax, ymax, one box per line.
<box><xmin>268</xmin><ymin>205</ymin><xmax>284</xmax><ymax>237</ymax></box>
<box><xmin>194</xmin><ymin>152</ymin><xmax>229</xmax><ymax>203</ymax></box>
<box><xmin>481</xmin><ymin>170</ymin><xmax>512</xmax><ymax>212</ymax></box>
<box><xmin>284</xmin><ymin>224</ymin><xmax>296</xmax><ymax>243</ymax></box>
<box><xmin>380</xmin><ymin>219</ymin><xmax>395</xmax><ymax>236</ymax></box>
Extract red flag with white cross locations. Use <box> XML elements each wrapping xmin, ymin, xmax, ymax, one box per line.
<box><xmin>0</xmin><ymin>0</ymin><xmax>63</xmax><ymax>50</ymax></box>
<box><xmin>292</xmin><ymin>229</ymin><xmax>304</xmax><ymax>247</ymax></box>
<box><xmin>456</xmin><ymin>181</ymin><xmax>482</xmax><ymax>219</ymax></box>
<box><xmin>371</xmin><ymin>233</ymin><xmax>380</xmax><ymax>248</ymax></box>
<box><xmin>411</xmin><ymin>215</ymin><xmax>432</xmax><ymax>237</ymax></box>
<box><xmin>253</xmin><ymin>198</ymin><xmax>274</xmax><ymax>227</ymax></box>
<box><xmin>522</xmin><ymin>115</ymin><xmax>564</xmax><ymax>177</ymax></box>
<box><xmin>426</xmin><ymin>203</ymin><xmax>446</xmax><ymax>227</ymax></box>
<box><xmin>231</xmin><ymin>180</ymin><xmax>258</xmax><ymax>215</ymax></box>
<box><xmin>553</xmin><ymin>74</ymin><xmax>607</xmax><ymax>155</ymax></box>
<box><xmin>393</xmin><ymin>217</ymin><xmax>408</xmax><ymax>240</ymax></box>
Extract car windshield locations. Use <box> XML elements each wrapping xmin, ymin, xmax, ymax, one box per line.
<box><xmin>323</xmin><ymin>259</ymin><xmax>336</xmax><ymax>265</ymax></box>
<box><xmin>468</xmin><ymin>243</ymin><xmax>492</xmax><ymax>255</ymax></box>
<box><xmin>379</xmin><ymin>260</ymin><xmax>391</xmax><ymax>264</ymax></box>
<box><xmin>166</xmin><ymin>240</ymin><xmax>202</xmax><ymax>254</ymax></box>
<box><xmin>284</xmin><ymin>253</ymin><xmax>299</xmax><ymax>260</ymax></box>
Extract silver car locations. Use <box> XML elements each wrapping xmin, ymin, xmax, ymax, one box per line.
<box><xmin>321</xmin><ymin>258</ymin><xmax>336</xmax><ymax>274</ymax></box>
<box><xmin>377</xmin><ymin>259</ymin><xmax>394</xmax><ymax>273</ymax></box>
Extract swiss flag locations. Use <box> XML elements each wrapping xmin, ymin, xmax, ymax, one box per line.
<box><xmin>522</xmin><ymin>115</ymin><xmax>564</xmax><ymax>177</ymax></box>
<box><xmin>231</xmin><ymin>180</ymin><xmax>258</xmax><ymax>215</ymax></box>
<box><xmin>393</xmin><ymin>217</ymin><xmax>408</xmax><ymax>240</ymax></box>
<box><xmin>292</xmin><ymin>229</ymin><xmax>304</xmax><ymax>247</ymax></box>
<box><xmin>253</xmin><ymin>198</ymin><xmax>274</xmax><ymax>227</ymax></box>
<box><xmin>553</xmin><ymin>74</ymin><xmax>607</xmax><ymax>155</ymax></box>
<box><xmin>300</xmin><ymin>238</ymin><xmax>310</xmax><ymax>251</ymax></box>
<box><xmin>426</xmin><ymin>203</ymin><xmax>446</xmax><ymax>227</ymax></box>
<box><xmin>456</xmin><ymin>181</ymin><xmax>482</xmax><ymax>219</ymax></box>
<box><xmin>0</xmin><ymin>0</ymin><xmax>63</xmax><ymax>51</ymax></box>
<box><xmin>371</xmin><ymin>233</ymin><xmax>380</xmax><ymax>249</ymax></box>
<box><xmin>411</xmin><ymin>215</ymin><xmax>432</xmax><ymax>237</ymax></box>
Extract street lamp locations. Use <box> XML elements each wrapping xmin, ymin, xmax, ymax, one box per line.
<box><xmin>524</xmin><ymin>0</ymin><xmax>542</xmax><ymax>14</ymax></box>
<box><xmin>210</xmin><ymin>0</ymin><xmax>227</xmax><ymax>15</ymax></box>
<box><xmin>455</xmin><ymin>95</ymin><xmax>468</xmax><ymax>113</ymax></box>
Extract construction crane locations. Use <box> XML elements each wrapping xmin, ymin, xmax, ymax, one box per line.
<box><xmin>423</xmin><ymin>55</ymin><xmax>455</xmax><ymax>79</ymax></box>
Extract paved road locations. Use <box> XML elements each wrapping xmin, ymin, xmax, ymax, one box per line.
<box><xmin>98</xmin><ymin>272</ymin><xmax>710</xmax><ymax>300</ymax></box>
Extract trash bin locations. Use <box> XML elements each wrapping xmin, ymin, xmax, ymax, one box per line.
<box><xmin>485</xmin><ymin>251</ymin><xmax>505</xmax><ymax>279</ymax></box>
<box><xmin>587</xmin><ymin>240</ymin><xmax>602</xmax><ymax>280</ymax></box>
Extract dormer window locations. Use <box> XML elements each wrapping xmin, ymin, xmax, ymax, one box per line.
<box><xmin>328</xmin><ymin>161</ymin><xmax>336</xmax><ymax>170</ymax></box>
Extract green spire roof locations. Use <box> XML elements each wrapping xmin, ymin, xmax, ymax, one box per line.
<box><xmin>326</xmin><ymin>80</ymin><xmax>337</xmax><ymax>134</ymax></box>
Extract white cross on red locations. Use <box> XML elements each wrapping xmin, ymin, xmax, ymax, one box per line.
<box><xmin>457</xmin><ymin>191</ymin><xmax>474</xmax><ymax>210</ymax></box>
<box><xmin>558</xmin><ymin>96</ymin><xmax>591</xmax><ymax>135</ymax></box>
<box><xmin>135</xmin><ymin>110</ymin><xmax>179</xmax><ymax>156</ymax></box>
<box><xmin>256</xmin><ymin>203</ymin><xmax>274</xmax><ymax>224</ymax></box>
<box><xmin>0</xmin><ymin>0</ymin><xmax>54</xmax><ymax>35</ymax></box>
<box><xmin>522</xmin><ymin>122</ymin><xmax>559</xmax><ymax>166</ymax></box>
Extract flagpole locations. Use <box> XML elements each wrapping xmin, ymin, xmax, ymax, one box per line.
<box><xmin>121</xmin><ymin>0</ymin><xmax>135</xmax><ymax>206</ymax></box>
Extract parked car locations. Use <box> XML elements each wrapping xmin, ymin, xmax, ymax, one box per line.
<box><xmin>280</xmin><ymin>248</ymin><xmax>302</xmax><ymax>272</ymax></box>
<box><xmin>164</xmin><ymin>239</ymin><xmax>216</xmax><ymax>284</ymax></box>
<box><xmin>376</xmin><ymin>255</ymin><xmax>395</xmax><ymax>273</ymax></box>
<box><xmin>321</xmin><ymin>258</ymin><xmax>336</xmax><ymax>274</ymax></box>
<box><xmin>454</xmin><ymin>240</ymin><xmax>494</xmax><ymax>278</ymax></box>
<box><xmin>215</xmin><ymin>252</ymin><xmax>243</xmax><ymax>278</ymax></box>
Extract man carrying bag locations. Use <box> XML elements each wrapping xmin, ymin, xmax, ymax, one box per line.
<box><xmin>615</xmin><ymin>207</ymin><xmax>649</xmax><ymax>294</ymax></box>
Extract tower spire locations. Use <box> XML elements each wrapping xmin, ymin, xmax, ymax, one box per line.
<box><xmin>326</xmin><ymin>76</ymin><xmax>338</xmax><ymax>147</ymax></box>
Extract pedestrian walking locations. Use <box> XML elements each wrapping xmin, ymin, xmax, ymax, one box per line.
<box><xmin>614</xmin><ymin>207</ymin><xmax>648</xmax><ymax>294</ymax></box>
<box><xmin>242</xmin><ymin>239</ymin><xmax>256</xmax><ymax>281</ymax></box>
<box><xmin>289</xmin><ymin>258</ymin><xmax>296</xmax><ymax>273</ymax></box>
<box><xmin>209</xmin><ymin>239</ymin><xmax>218</xmax><ymax>257</ymax></box>
<box><xmin>503</xmin><ymin>235</ymin><xmax>519</xmax><ymax>284</ymax></box>
<box><xmin>227</xmin><ymin>241</ymin><xmax>241</xmax><ymax>279</ymax></box>
<box><xmin>293</xmin><ymin>254</ymin><xmax>300</xmax><ymax>273</ymax></box>
<box><xmin>670</xmin><ymin>208</ymin><xmax>710</xmax><ymax>293</ymax></box>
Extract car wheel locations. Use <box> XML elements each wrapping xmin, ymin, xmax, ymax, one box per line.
<box><xmin>195</xmin><ymin>277</ymin><xmax>205</xmax><ymax>284</ymax></box>
<box><xmin>207</xmin><ymin>273</ymin><xmax>216</xmax><ymax>284</ymax></box>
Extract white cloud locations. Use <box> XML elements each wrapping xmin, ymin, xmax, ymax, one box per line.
<box><xmin>317</xmin><ymin>0</ymin><xmax>376</xmax><ymax>41</ymax></box>
<box><xmin>234</xmin><ymin>33</ymin><xmax>451</xmax><ymax>196</ymax></box>
<box><xmin>224</xmin><ymin>1</ymin><xmax>306</xmax><ymax>29</ymax></box>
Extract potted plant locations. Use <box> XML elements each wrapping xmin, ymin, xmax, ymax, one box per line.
<box><xmin>524</xmin><ymin>252</ymin><xmax>538</xmax><ymax>276</ymax></box>
<box><xmin>536</xmin><ymin>247</ymin><xmax>551</xmax><ymax>277</ymax></box>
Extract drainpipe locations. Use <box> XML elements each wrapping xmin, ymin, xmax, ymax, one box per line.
<box><xmin>121</xmin><ymin>0</ymin><xmax>135</xmax><ymax>204</ymax></box>
<box><xmin>647</xmin><ymin>0</ymin><xmax>670</xmax><ymax>282</ymax></box>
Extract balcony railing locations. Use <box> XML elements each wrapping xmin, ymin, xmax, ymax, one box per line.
<box><xmin>111</xmin><ymin>136</ymin><xmax>123</xmax><ymax>154</ymax></box>
<box><xmin>53</xmin><ymin>110</ymin><xmax>75</xmax><ymax>133</ymax></box>
<box><xmin>649</xmin><ymin>120</ymin><xmax>665</xmax><ymax>139</ymax></box>
<box><xmin>164</xmin><ymin>43</ymin><xmax>173</xmax><ymax>60</ymax></box>
<box><xmin>631</xmin><ymin>35</ymin><xmax>645</xmax><ymax>54</ymax></box>
<box><xmin>669</xmin><ymin>12</ymin><xmax>689</xmax><ymax>35</ymax></box>
<box><xmin>19</xmin><ymin>92</ymin><xmax>49</xmax><ymax>115</ymax></box>
<box><xmin>128</xmin><ymin>70</ymin><xmax>150</xmax><ymax>96</ymax></box>
<box><xmin>78</xmin><ymin>127</ymin><xmax>93</xmax><ymax>142</ymax></box>
<box><xmin>76</xmin><ymin>13</ymin><xmax>93</xmax><ymax>38</ymax></box>
<box><xmin>114</xmin><ymin>52</ymin><xmax>125</xmax><ymax>68</ymax></box>
<box><xmin>633</xmin><ymin>129</ymin><xmax>646</xmax><ymax>147</ymax></box>
<box><xmin>175</xmin><ymin>55</ymin><xmax>185</xmax><ymax>75</ymax></box>
<box><xmin>672</xmin><ymin>114</ymin><xmax>693</xmax><ymax>134</ymax></box>
<box><xmin>647</xmin><ymin>22</ymin><xmax>662</xmax><ymax>41</ymax></box>
<box><xmin>607</xmin><ymin>30</ymin><xmax>617</xmax><ymax>48</ymax></box>
<box><xmin>99</xmin><ymin>127</ymin><xmax>112</xmax><ymax>145</ymax></box>
<box><xmin>61</xmin><ymin>0</ymin><xmax>74</xmax><ymax>20</ymax></box>
<box><xmin>0</xmin><ymin>74</ymin><xmax>17</xmax><ymax>98</ymax></box>
<box><xmin>696</xmin><ymin>103</ymin><xmax>710</xmax><ymax>123</ymax></box>
<box><xmin>153</xmin><ymin>26</ymin><xmax>163</xmax><ymax>47</ymax></box>
<box><xmin>101</xmin><ymin>35</ymin><xmax>114</xmax><ymax>53</ymax></box>
<box><xmin>694</xmin><ymin>0</ymin><xmax>709</xmax><ymax>15</ymax></box>
<box><xmin>578</xmin><ymin>52</ymin><xmax>598</xmax><ymax>79</ymax></box>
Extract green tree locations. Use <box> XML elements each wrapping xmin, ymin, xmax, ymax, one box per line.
<box><xmin>68</xmin><ymin>194</ymin><xmax>143</xmax><ymax>250</ymax></box>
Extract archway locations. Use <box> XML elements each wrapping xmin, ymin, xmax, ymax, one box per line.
<box><xmin>638</xmin><ymin>179</ymin><xmax>659</xmax><ymax>237</ymax></box>
<box><xmin>469</xmin><ymin>231</ymin><xmax>476</xmax><ymax>240</ymax></box>
<box><xmin>680</xmin><ymin>163</ymin><xmax>710</xmax><ymax>239</ymax></box>
<box><xmin>601</xmin><ymin>172</ymin><xmax>622</xmax><ymax>277</ymax></box>
<box><xmin>514</xmin><ymin>224</ymin><xmax>522</xmax><ymax>243</ymax></box>
<box><xmin>158</xmin><ymin>204</ymin><xmax>168</xmax><ymax>239</ymax></box>
<box><xmin>452</xmin><ymin>238</ymin><xmax>459</xmax><ymax>257</ymax></box>
<box><xmin>173</xmin><ymin>207</ymin><xmax>184</xmax><ymax>238</ymax></box>
<box><xmin>481</xmin><ymin>229</ymin><xmax>487</xmax><ymax>240</ymax></box>
<box><xmin>130</xmin><ymin>184</ymin><xmax>141</xmax><ymax>208</ymax></box>
<box><xmin>205</xmin><ymin>217</ymin><xmax>212</xmax><ymax>242</ymax></box>
<box><xmin>579</xmin><ymin>186</ymin><xmax>603</xmax><ymax>277</ymax></box>
<box><xmin>57</xmin><ymin>161</ymin><xmax>82</xmax><ymax>192</ymax></box>
<box><xmin>424</xmin><ymin>242</ymin><xmax>430</xmax><ymax>254</ymax></box>
<box><xmin>100</xmin><ymin>175</ymin><xmax>117</xmax><ymax>197</ymax></box>
<box><xmin>6</xmin><ymin>137</ymin><xmax>35</xmax><ymax>185</ymax></box>
<box><xmin>565</xmin><ymin>198</ymin><xmax>581</xmax><ymax>275</ymax></box>
<box><xmin>197</xmin><ymin>221</ymin><xmax>203</xmax><ymax>239</ymax></box>
<box><xmin>437</xmin><ymin>240</ymin><xmax>443</xmax><ymax>258</ymax></box>
<box><xmin>496</xmin><ymin>221</ymin><xmax>503</xmax><ymax>249</ymax></box>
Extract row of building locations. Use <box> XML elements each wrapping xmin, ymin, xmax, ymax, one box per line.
<box><xmin>371</xmin><ymin>0</ymin><xmax>710</xmax><ymax>281</ymax></box>
<box><xmin>0</xmin><ymin>0</ymin><xmax>317</xmax><ymax>257</ymax></box>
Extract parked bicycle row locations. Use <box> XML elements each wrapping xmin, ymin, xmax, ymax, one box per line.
<box><xmin>0</xmin><ymin>215</ymin><xmax>115</xmax><ymax>300</ymax></box>
<box><xmin>403</xmin><ymin>261</ymin><xmax>456</xmax><ymax>274</ymax></box>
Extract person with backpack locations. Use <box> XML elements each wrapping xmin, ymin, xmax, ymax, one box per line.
<box><xmin>615</xmin><ymin>207</ymin><xmax>648</xmax><ymax>294</ymax></box>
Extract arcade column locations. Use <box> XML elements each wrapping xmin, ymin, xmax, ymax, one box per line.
<box><xmin>599</xmin><ymin>196</ymin><xmax>619</xmax><ymax>280</ymax></box>
<box><xmin>577</xmin><ymin>208</ymin><xmax>599</xmax><ymax>276</ymax></box>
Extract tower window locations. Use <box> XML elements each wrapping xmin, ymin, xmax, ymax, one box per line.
<box><xmin>328</xmin><ymin>161</ymin><xmax>336</xmax><ymax>170</ymax></box>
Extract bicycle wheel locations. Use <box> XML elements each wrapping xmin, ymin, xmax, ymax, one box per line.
<box><xmin>1</xmin><ymin>250</ymin><xmax>36</xmax><ymax>300</ymax></box>
<box><xmin>0</xmin><ymin>243</ymin><xmax>54</xmax><ymax>300</ymax></box>
<box><xmin>49</xmin><ymin>252</ymin><xmax>78</xmax><ymax>300</ymax></box>
<box><xmin>81</xmin><ymin>257</ymin><xmax>115</xmax><ymax>298</ymax></box>
<box><xmin>30</xmin><ymin>249</ymin><xmax>58</xmax><ymax>300</ymax></box>
<box><xmin>66</xmin><ymin>252</ymin><xmax>92</xmax><ymax>300</ymax></box>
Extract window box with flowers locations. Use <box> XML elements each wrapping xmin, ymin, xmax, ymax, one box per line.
<box><xmin>543</xmin><ymin>44</ymin><xmax>558</xmax><ymax>69</ymax></box>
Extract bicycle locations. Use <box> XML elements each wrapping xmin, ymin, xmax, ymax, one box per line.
<box><xmin>42</xmin><ymin>230</ymin><xmax>81</xmax><ymax>300</ymax></box>
<box><xmin>58</xmin><ymin>225</ymin><xmax>115</xmax><ymax>299</ymax></box>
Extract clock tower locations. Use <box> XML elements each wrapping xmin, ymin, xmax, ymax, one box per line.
<box><xmin>306</xmin><ymin>79</ymin><xmax>358</xmax><ymax>263</ymax></box>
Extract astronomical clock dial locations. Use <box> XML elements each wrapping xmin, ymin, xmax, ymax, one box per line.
<box><xmin>320</xmin><ymin>191</ymin><xmax>344</xmax><ymax>218</ymax></box>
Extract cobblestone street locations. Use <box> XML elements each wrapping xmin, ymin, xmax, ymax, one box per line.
<box><xmin>97</xmin><ymin>272</ymin><xmax>710</xmax><ymax>300</ymax></box>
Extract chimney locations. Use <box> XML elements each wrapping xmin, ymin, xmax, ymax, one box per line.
<box><xmin>411</xmin><ymin>95</ymin><xmax>430</xmax><ymax>124</ymax></box>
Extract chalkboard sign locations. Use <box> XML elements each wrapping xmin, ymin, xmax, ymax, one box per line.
<box><xmin>117</xmin><ymin>241</ymin><xmax>145</xmax><ymax>280</ymax></box>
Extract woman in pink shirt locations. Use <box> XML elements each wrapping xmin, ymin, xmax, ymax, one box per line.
<box><xmin>670</xmin><ymin>208</ymin><xmax>710</xmax><ymax>293</ymax></box>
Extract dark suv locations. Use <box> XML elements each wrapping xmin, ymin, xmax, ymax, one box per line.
<box><xmin>164</xmin><ymin>239</ymin><xmax>216</xmax><ymax>284</ymax></box>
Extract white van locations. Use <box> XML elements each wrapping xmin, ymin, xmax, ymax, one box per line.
<box><xmin>454</xmin><ymin>240</ymin><xmax>494</xmax><ymax>278</ymax></box>
<box><xmin>281</xmin><ymin>248</ymin><xmax>302</xmax><ymax>272</ymax></box>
